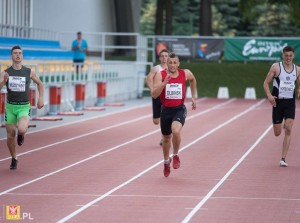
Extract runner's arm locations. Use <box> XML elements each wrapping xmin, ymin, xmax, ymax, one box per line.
<box><xmin>296</xmin><ymin>66</ymin><xmax>300</xmax><ymax>98</ymax></box>
<box><xmin>263</xmin><ymin>63</ymin><xmax>278</xmax><ymax>107</ymax></box>
<box><xmin>146</xmin><ymin>67</ymin><xmax>157</xmax><ymax>91</ymax></box>
<box><xmin>151</xmin><ymin>71</ymin><xmax>169</xmax><ymax>99</ymax></box>
<box><xmin>30</xmin><ymin>70</ymin><xmax>44</xmax><ymax>109</ymax></box>
<box><xmin>185</xmin><ymin>69</ymin><xmax>197</xmax><ymax>110</ymax></box>
<box><xmin>0</xmin><ymin>71</ymin><xmax>8</xmax><ymax>90</ymax></box>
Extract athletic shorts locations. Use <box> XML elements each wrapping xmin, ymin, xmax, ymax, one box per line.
<box><xmin>5</xmin><ymin>102</ymin><xmax>31</xmax><ymax>125</ymax></box>
<box><xmin>272</xmin><ymin>98</ymin><xmax>295</xmax><ymax>124</ymax></box>
<box><xmin>160</xmin><ymin>104</ymin><xmax>187</xmax><ymax>135</ymax></box>
<box><xmin>152</xmin><ymin>97</ymin><xmax>162</xmax><ymax>119</ymax></box>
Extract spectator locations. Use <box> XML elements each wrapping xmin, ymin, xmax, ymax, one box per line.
<box><xmin>71</xmin><ymin>31</ymin><xmax>88</xmax><ymax>74</ymax></box>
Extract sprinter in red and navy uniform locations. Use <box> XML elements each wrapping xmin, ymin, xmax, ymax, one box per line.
<box><xmin>263</xmin><ymin>45</ymin><xmax>300</xmax><ymax>167</ymax></box>
<box><xmin>152</xmin><ymin>52</ymin><xmax>197</xmax><ymax>177</ymax></box>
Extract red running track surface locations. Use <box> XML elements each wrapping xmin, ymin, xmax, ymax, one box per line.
<box><xmin>0</xmin><ymin>98</ymin><xmax>300</xmax><ymax>223</ymax></box>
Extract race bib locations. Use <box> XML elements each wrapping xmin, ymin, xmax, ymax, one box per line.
<box><xmin>8</xmin><ymin>76</ymin><xmax>26</xmax><ymax>92</ymax></box>
<box><xmin>165</xmin><ymin>83</ymin><xmax>182</xmax><ymax>99</ymax></box>
<box><xmin>279</xmin><ymin>81</ymin><xmax>295</xmax><ymax>98</ymax></box>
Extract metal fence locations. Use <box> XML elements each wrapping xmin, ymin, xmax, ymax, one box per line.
<box><xmin>0</xmin><ymin>61</ymin><xmax>152</xmax><ymax>117</ymax></box>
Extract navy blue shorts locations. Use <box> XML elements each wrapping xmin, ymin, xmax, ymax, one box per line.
<box><xmin>272</xmin><ymin>98</ymin><xmax>295</xmax><ymax>124</ymax></box>
<box><xmin>152</xmin><ymin>97</ymin><xmax>162</xmax><ymax>119</ymax></box>
<box><xmin>160</xmin><ymin>104</ymin><xmax>187</xmax><ymax>135</ymax></box>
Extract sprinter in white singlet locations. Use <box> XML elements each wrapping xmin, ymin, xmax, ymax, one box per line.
<box><xmin>263</xmin><ymin>46</ymin><xmax>300</xmax><ymax>167</ymax></box>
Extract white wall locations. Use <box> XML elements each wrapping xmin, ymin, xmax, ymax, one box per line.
<box><xmin>32</xmin><ymin>0</ymin><xmax>115</xmax><ymax>33</ymax></box>
<box><xmin>32</xmin><ymin>0</ymin><xmax>117</xmax><ymax>50</ymax></box>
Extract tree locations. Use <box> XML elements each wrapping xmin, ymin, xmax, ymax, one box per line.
<box><xmin>199</xmin><ymin>0</ymin><xmax>212</xmax><ymax>35</ymax></box>
<box><xmin>140</xmin><ymin>0</ymin><xmax>156</xmax><ymax>35</ymax></box>
<box><xmin>213</xmin><ymin>0</ymin><xmax>240</xmax><ymax>36</ymax></box>
<box><xmin>172</xmin><ymin>0</ymin><xmax>199</xmax><ymax>35</ymax></box>
<box><xmin>239</xmin><ymin>0</ymin><xmax>300</xmax><ymax>36</ymax></box>
<box><xmin>154</xmin><ymin>0</ymin><xmax>172</xmax><ymax>35</ymax></box>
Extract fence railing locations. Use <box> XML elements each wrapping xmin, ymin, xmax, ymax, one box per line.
<box><xmin>0</xmin><ymin>24</ymin><xmax>59</xmax><ymax>41</ymax></box>
<box><xmin>0</xmin><ymin>24</ymin><xmax>153</xmax><ymax>62</ymax></box>
<box><xmin>59</xmin><ymin>31</ymin><xmax>152</xmax><ymax>62</ymax></box>
<box><xmin>0</xmin><ymin>61</ymin><xmax>152</xmax><ymax>117</ymax></box>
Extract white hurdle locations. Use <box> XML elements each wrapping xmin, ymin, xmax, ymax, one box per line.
<box><xmin>186</xmin><ymin>86</ymin><xmax>198</xmax><ymax>98</ymax></box>
<box><xmin>244</xmin><ymin>87</ymin><xmax>256</xmax><ymax>99</ymax></box>
<box><xmin>217</xmin><ymin>87</ymin><xmax>229</xmax><ymax>99</ymax></box>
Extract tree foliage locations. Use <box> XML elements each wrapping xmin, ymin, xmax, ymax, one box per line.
<box><xmin>139</xmin><ymin>0</ymin><xmax>300</xmax><ymax>36</ymax></box>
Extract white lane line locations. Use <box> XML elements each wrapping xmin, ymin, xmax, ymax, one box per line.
<box><xmin>0</xmin><ymin>129</ymin><xmax>159</xmax><ymax>197</ymax></box>
<box><xmin>56</xmin><ymin>99</ymin><xmax>264</xmax><ymax>223</ymax></box>
<box><xmin>0</xmin><ymin>114</ymin><xmax>152</xmax><ymax>162</ymax></box>
<box><xmin>8</xmin><ymin>193</ymin><xmax>300</xmax><ymax>202</ymax></box>
<box><xmin>181</xmin><ymin>123</ymin><xmax>272</xmax><ymax>223</ymax></box>
<box><xmin>212</xmin><ymin>196</ymin><xmax>300</xmax><ymax>201</ymax></box>
<box><xmin>0</xmin><ymin>98</ymin><xmax>222</xmax><ymax>163</ymax></box>
<box><xmin>0</xmin><ymin>99</ymin><xmax>235</xmax><ymax>197</ymax></box>
<box><xmin>0</xmin><ymin>103</ymin><xmax>152</xmax><ymax>141</ymax></box>
<box><xmin>0</xmin><ymin>98</ymin><xmax>208</xmax><ymax>141</ymax></box>
<box><xmin>7</xmin><ymin>192</ymin><xmax>203</xmax><ymax>199</ymax></box>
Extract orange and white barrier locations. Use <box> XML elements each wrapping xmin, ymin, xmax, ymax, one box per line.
<box><xmin>75</xmin><ymin>83</ymin><xmax>85</xmax><ymax>111</ymax></box>
<box><xmin>30</xmin><ymin>87</ymin><xmax>37</xmax><ymax>117</ymax></box>
<box><xmin>96</xmin><ymin>81</ymin><xmax>106</xmax><ymax>106</ymax></box>
<box><xmin>0</xmin><ymin>90</ymin><xmax>6</xmax><ymax>123</ymax></box>
<box><xmin>49</xmin><ymin>85</ymin><xmax>62</xmax><ymax>115</ymax></box>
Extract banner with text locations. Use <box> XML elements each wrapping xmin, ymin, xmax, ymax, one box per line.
<box><xmin>224</xmin><ymin>38</ymin><xmax>300</xmax><ymax>61</ymax></box>
<box><xmin>155</xmin><ymin>37</ymin><xmax>224</xmax><ymax>61</ymax></box>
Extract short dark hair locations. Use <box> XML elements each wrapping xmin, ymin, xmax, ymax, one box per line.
<box><xmin>159</xmin><ymin>49</ymin><xmax>169</xmax><ymax>56</ymax></box>
<box><xmin>169</xmin><ymin>52</ymin><xmax>179</xmax><ymax>59</ymax></box>
<box><xmin>282</xmin><ymin>46</ymin><xmax>294</xmax><ymax>53</ymax></box>
<box><xmin>11</xmin><ymin>45</ymin><xmax>22</xmax><ymax>54</ymax></box>
<box><xmin>77</xmin><ymin>31</ymin><xmax>82</xmax><ymax>35</ymax></box>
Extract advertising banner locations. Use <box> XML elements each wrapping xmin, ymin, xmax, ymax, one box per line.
<box><xmin>155</xmin><ymin>37</ymin><xmax>224</xmax><ymax>61</ymax></box>
<box><xmin>224</xmin><ymin>38</ymin><xmax>300</xmax><ymax>61</ymax></box>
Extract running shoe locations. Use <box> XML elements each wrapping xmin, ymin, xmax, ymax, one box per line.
<box><xmin>279</xmin><ymin>159</ymin><xmax>288</xmax><ymax>167</ymax></box>
<box><xmin>163</xmin><ymin>158</ymin><xmax>172</xmax><ymax>177</ymax></box>
<box><xmin>10</xmin><ymin>158</ymin><xmax>18</xmax><ymax>170</ymax></box>
<box><xmin>173</xmin><ymin>155</ymin><xmax>180</xmax><ymax>169</ymax></box>
<box><xmin>17</xmin><ymin>134</ymin><xmax>24</xmax><ymax>146</ymax></box>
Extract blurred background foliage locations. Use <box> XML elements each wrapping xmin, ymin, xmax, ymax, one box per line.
<box><xmin>140</xmin><ymin>0</ymin><xmax>300</xmax><ymax>37</ymax></box>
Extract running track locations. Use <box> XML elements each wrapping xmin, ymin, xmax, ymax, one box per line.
<box><xmin>1</xmin><ymin>98</ymin><xmax>300</xmax><ymax>223</ymax></box>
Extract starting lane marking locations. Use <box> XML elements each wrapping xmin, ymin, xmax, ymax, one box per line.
<box><xmin>7</xmin><ymin>192</ymin><xmax>203</xmax><ymax>199</ymax></box>
<box><xmin>56</xmin><ymin>99</ymin><xmax>265</xmax><ymax>223</ymax></box>
<box><xmin>181</xmin><ymin>123</ymin><xmax>272</xmax><ymax>223</ymax></box>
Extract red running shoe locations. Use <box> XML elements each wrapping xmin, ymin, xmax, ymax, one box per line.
<box><xmin>163</xmin><ymin>158</ymin><xmax>172</xmax><ymax>177</ymax></box>
<box><xmin>173</xmin><ymin>155</ymin><xmax>180</xmax><ymax>169</ymax></box>
<box><xmin>17</xmin><ymin>135</ymin><xmax>24</xmax><ymax>146</ymax></box>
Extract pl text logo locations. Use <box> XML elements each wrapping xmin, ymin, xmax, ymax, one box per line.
<box><xmin>6</xmin><ymin>205</ymin><xmax>34</xmax><ymax>221</ymax></box>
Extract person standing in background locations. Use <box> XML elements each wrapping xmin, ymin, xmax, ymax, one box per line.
<box><xmin>72</xmin><ymin>31</ymin><xmax>88</xmax><ymax>74</ymax></box>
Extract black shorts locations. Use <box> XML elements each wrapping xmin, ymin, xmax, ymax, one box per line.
<box><xmin>160</xmin><ymin>104</ymin><xmax>187</xmax><ymax>135</ymax></box>
<box><xmin>152</xmin><ymin>97</ymin><xmax>162</xmax><ymax>119</ymax></box>
<box><xmin>272</xmin><ymin>98</ymin><xmax>295</xmax><ymax>124</ymax></box>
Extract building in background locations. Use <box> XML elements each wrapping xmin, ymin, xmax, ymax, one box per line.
<box><xmin>0</xmin><ymin>0</ymin><xmax>141</xmax><ymax>54</ymax></box>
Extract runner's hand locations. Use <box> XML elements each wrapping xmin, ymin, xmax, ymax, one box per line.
<box><xmin>191</xmin><ymin>98</ymin><xmax>196</xmax><ymax>110</ymax></box>
<box><xmin>268</xmin><ymin>95</ymin><xmax>277</xmax><ymax>107</ymax></box>
<box><xmin>3</xmin><ymin>72</ymin><xmax>9</xmax><ymax>82</ymax></box>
